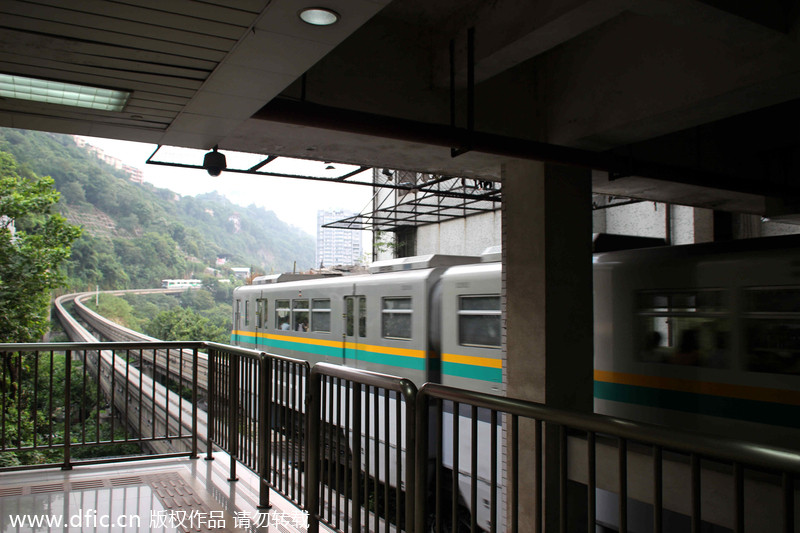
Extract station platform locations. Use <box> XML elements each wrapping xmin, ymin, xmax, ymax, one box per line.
<box><xmin>0</xmin><ymin>450</ymin><xmax>310</xmax><ymax>532</ymax></box>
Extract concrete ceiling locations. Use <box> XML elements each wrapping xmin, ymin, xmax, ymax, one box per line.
<box><xmin>1</xmin><ymin>0</ymin><xmax>800</xmax><ymax>217</ymax></box>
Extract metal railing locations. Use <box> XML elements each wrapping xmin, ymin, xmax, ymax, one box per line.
<box><xmin>0</xmin><ymin>342</ymin><xmax>202</xmax><ymax>470</ymax></box>
<box><xmin>306</xmin><ymin>363</ymin><xmax>417</xmax><ymax>533</ymax></box>
<box><xmin>414</xmin><ymin>382</ymin><xmax>800</xmax><ymax>533</ymax></box>
<box><xmin>2</xmin><ymin>339</ymin><xmax>799</xmax><ymax>533</ymax></box>
<box><xmin>206</xmin><ymin>342</ymin><xmax>310</xmax><ymax>510</ymax></box>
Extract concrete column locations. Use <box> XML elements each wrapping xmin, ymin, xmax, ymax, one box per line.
<box><xmin>502</xmin><ymin>159</ymin><xmax>593</xmax><ymax>532</ymax></box>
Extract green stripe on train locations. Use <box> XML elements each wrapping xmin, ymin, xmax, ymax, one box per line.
<box><xmin>594</xmin><ymin>381</ymin><xmax>800</xmax><ymax>429</ymax></box>
<box><xmin>442</xmin><ymin>362</ymin><xmax>502</xmax><ymax>382</ymax></box>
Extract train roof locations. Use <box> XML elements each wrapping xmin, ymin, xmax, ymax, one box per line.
<box><xmin>593</xmin><ymin>232</ymin><xmax>800</xmax><ymax>264</ymax></box>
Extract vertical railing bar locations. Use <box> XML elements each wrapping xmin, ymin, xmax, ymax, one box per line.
<box><xmin>619</xmin><ymin>438</ymin><xmax>628</xmax><ymax>533</ymax></box>
<box><xmin>588</xmin><ymin>431</ymin><xmax>596</xmax><ymax>533</ymax></box>
<box><xmin>471</xmin><ymin>405</ymin><xmax>478</xmax><ymax>533</ymax></box>
<box><xmin>82</xmin><ymin>349</ymin><xmax>88</xmax><ymax>445</ymax></box>
<box><xmin>383</xmin><ymin>390</ymin><xmax>390</xmax><ymax>532</ymax></box>
<box><xmin>247</xmin><ymin>357</ymin><xmax>252</xmax><ymax>466</ymax></box>
<box><xmin>344</xmin><ymin>378</ymin><xmax>351</xmax><ymax>533</ymax></box>
<box><xmin>654</xmin><ymin>445</ymin><xmax>663</xmax><ymax>533</ymax></box>
<box><xmin>63</xmin><ymin>350</ymin><xmax>71</xmax><ymax>469</ymax></box>
<box><xmin>559</xmin><ymin>425</ymin><xmax>567</xmax><ymax>533</ymax></box>
<box><xmin>352</xmin><ymin>382</ymin><xmax>362</xmax><ymax>533</ymax></box>
<box><xmin>179</xmin><ymin>348</ymin><xmax>184</xmax><ymax>441</ymax></box>
<box><xmin>334</xmin><ymin>376</ymin><xmax>341</xmax><ymax>530</ymax></box>
<box><xmin>206</xmin><ymin>348</ymin><xmax>215</xmax><ymax>460</ymax></box>
<box><xmin>304</xmin><ymin>364</ymin><xmax>310</xmax><ymax>508</ymax></box>
<box><xmin>191</xmin><ymin>348</ymin><xmax>198</xmax><ymax>458</ymax></box>
<box><xmin>271</xmin><ymin>360</ymin><xmax>279</xmax><ymax>491</ymax></box>
<box><xmin>691</xmin><ymin>453</ymin><xmax>700</xmax><ymax>533</ymax></box>
<box><xmin>137</xmin><ymin>348</ymin><xmax>145</xmax><ymax>442</ymax></box>
<box><xmin>511</xmin><ymin>414</ymin><xmax>519</xmax><ymax>533</ymax></box>
<box><xmin>49</xmin><ymin>350</ymin><xmax>55</xmax><ymax>448</ymax></box>
<box><xmin>434</xmin><ymin>398</ymin><xmax>443</xmax><ymax>533</ymax></box>
<box><xmin>16</xmin><ymin>352</ymin><xmax>23</xmax><ymax>452</ymax></box>
<box><xmin>452</xmin><ymin>400</ymin><xmax>460</xmax><ymax>532</ymax></box>
<box><xmin>289</xmin><ymin>361</ymin><xmax>296</xmax><ymax>502</ymax></box>
<box><xmin>395</xmin><ymin>390</ymin><xmax>402</xmax><ymax>531</ymax></box>
<box><xmin>734</xmin><ymin>462</ymin><xmax>744</xmax><ymax>533</ymax></box>
<box><xmin>490</xmin><ymin>409</ymin><xmax>498</xmax><ymax>533</ymax></box>
<box><xmin>110</xmin><ymin>349</ymin><xmax>116</xmax><ymax>442</ymax></box>
<box><xmin>165</xmin><ymin>348</ymin><xmax>171</xmax><ymax>440</ymax></box>
<box><xmin>373</xmin><ymin>385</ymin><xmax>380</xmax><ymax>533</ymax></box>
<box><xmin>1</xmin><ymin>351</ymin><xmax>7</xmax><ymax>450</ymax></box>
<box><xmin>229</xmin><ymin>349</ymin><xmax>239</xmax><ymax>481</ymax></box>
<box><xmin>285</xmin><ymin>360</ymin><xmax>291</xmax><ymax>497</ymax></box>
<box><xmin>321</xmin><ymin>376</ymin><xmax>330</xmax><ymax>522</ymax></box>
<box><xmin>151</xmin><ymin>349</ymin><xmax>156</xmax><ymax>442</ymax></box>
<box><xmin>364</xmin><ymin>385</ymin><xmax>372</xmax><ymax>532</ymax></box>
<box><xmin>258</xmin><ymin>355</ymin><xmax>271</xmax><ymax>509</ymax></box>
<box><xmin>279</xmin><ymin>360</ymin><xmax>286</xmax><ymax>494</ymax></box>
<box><xmin>294</xmin><ymin>362</ymin><xmax>301</xmax><ymax>503</ymax></box>
<box><xmin>124</xmin><ymin>349</ymin><xmax>130</xmax><ymax>441</ymax></box>
<box><xmin>306</xmin><ymin>368</ymin><xmax>320</xmax><ymax>533</ymax></box>
<box><xmin>535</xmin><ymin>418</ymin><xmax>542</xmax><ymax>533</ymax></box>
<box><xmin>33</xmin><ymin>351</ymin><xmax>39</xmax><ymax>449</ymax></box>
<box><xmin>95</xmin><ymin>351</ymin><xmax>101</xmax><ymax>444</ymax></box>
<box><xmin>783</xmin><ymin>472</ymin><xmax>794</xmax><ymax>533</ymax></box>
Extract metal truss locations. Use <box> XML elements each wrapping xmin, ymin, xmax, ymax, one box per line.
<box><xmin>147</xmin><ymin>145</ymin><xmax>503</xmax><ymax>232</ymax></box>
<box><xmin>325</xmin><ymin>170</ymin><xmax>501</xmax><ymax>232</ymax></box>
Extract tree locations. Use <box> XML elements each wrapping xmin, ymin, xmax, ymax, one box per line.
<box><xmin>144</xmin><ymin>306</ymin><xmax>228</xmax><ymax>344</ymax></box>
<box><xmin>0</xmin><ymin>152</ymin><xmax>81</xmax><ymax>342</ymax></box>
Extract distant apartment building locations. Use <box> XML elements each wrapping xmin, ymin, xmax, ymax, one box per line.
<box><xmin>72</xmin><ymin>136</ymin><xmax>144</xmax><ymax>184</ymax></box>
<box><xmin>316</xmin><ymin>209</ymin><xmax>363</xmax><ymax>267</ymax></box>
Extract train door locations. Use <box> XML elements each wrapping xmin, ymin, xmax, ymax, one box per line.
<box><xmin>343</xmin><ymin>295</ymin><xmax>367</xmax><ymax>366</ymax></box>
<box><xmin>254</xmin><ymin>296</ymin><xmax>266</xmax><ymax>349</ymax></box>
<box><xmin>233</xmin><ymin>298</ymin><xmax>242</xmax><ymax>346</ymax></box>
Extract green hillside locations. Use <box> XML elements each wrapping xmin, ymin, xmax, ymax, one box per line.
<box><xmin>0</xmin><ymin>128</ymin><xmax>315</xmax><ymax>290</ymax></box>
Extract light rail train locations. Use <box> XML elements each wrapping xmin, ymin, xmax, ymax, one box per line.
<box><xmin>232</xmin><ymin>236</ymin><xmax>800</xmax><ymax>530</ymax></box>
<box><xmin>232</xmin><ymin>237</ymin><xmax>800</xmax><ymax>449</ymax></box>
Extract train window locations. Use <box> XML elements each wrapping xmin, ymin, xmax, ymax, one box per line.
<box><xmin>256</xmin><ymin>299</ymin><xmax>267</xmax><ymax>329</ymax></box>
<box><xmin>636</xmin><ymin>289</ymin><xmax>729</xmax><ymax>367</ymax></box>
<box><xmin>458</xmin><ymin>295</ymin><xmax>501</xmax><ymax>347</ymax></box>
<box><xmin>743</xmin><ymin>288</ymin><xmax>800</xmax><ymax>375</ymax></box>
<box><xmin>275</xmin><ymin>299</ymin><xmax>291</xmax><ymax>330</ymax></box>
<box><xmin>293</xmin><ymin>299</ymin><xmax>309</xmax><ymax>332</ymax></box>
<box><xmin>311</xmin><ymin>299</ymin><xmax>331</xmax><ymax>332</ymax></box>
<box><xmin>244</xmin><ymin>300</ymin><xmax>250</xmax><ymax>326</ymax></box>
<box><xmin>358</xmin><ymin>297</ymin><xmax>367</xmax><ymax>338</ymax></box>
<box><xmin>345</xmin><ymin>297</ymin><xmax>354</xmax><ymax>336</ymax></box>
<box><xmin>382</xmin><ymin>297</ymin><xmax>412</xmax><ymax>339</ymax></box>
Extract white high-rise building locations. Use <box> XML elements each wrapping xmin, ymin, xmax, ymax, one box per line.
<box><xmin>316</xmin><ymin>210</ymin><xmax>363</xmax><ymax>267</ymax></box>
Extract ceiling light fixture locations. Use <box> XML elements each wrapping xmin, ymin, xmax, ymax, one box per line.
<box><xmin>298</xmin><ymin>7</ymin><xmax>339</xmax><ymax>26</ymax></box>
<box><xmin>0</xmin><ymin>73</ymin><xmax>130</xmax><ymax>111</ymax></box>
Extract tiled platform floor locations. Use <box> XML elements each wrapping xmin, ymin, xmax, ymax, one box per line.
<box><xmin>0</xmin><ymin>450</ymin><xmax>310</xmax><ymax>532</ymax></box>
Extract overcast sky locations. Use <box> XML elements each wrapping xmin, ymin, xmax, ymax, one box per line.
<box><xmin>81</xmin><ymin>136</ymin><xmax>374</xmax><ymax>238</ymax></box>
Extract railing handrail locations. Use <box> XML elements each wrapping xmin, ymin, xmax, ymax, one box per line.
<box><xmin>0</xmin><ymin>341</ymin><xmax>207</xmax><ymax>351</ymax></box>
<box><xmin>311</xmin><ymin>361</ymin><xmax>419</xmax><ymax>398</ymax></box>
<box><xmin>418</xmin><ymin>382</ymin><xmax>800</xmax><ymax>475</ymax></box>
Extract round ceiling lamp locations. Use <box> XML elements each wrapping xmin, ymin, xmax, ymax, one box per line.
<box><xmin>298</xmin><ymin>7</ymin><xmax>339</xmax><ymax>26</ymax></box>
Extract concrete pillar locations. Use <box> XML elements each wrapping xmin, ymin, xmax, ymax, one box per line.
<box><xmin>502</xmin><ymin>159</ymin><xmax>593</xmax><ymax>532</ymax></box>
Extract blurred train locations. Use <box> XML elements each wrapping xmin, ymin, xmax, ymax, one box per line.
<box><xmin>231</xmin><ymin>235</ymin><xmax>800</xmax><ymax>530</ymax></box>
<box><xmin>233</xmin><ymin>235</ymin><xmax>800</xmax><ymax>450</ymax></box>
<box><xmin>594</xmin><ymin>233</ymin><xmax>800</xmax><ymax>450</ymax></box>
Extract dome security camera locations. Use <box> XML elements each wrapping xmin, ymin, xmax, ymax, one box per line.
<box><xmin>203</xmin><ymin>146</ymin><xmax>226</xmax><ymax>176</ymax></box>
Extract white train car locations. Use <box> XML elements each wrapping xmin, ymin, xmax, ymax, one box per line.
<box><xmin>594</xmin><ymin>234</ymin><xmax>800</xmax><ymax>449</ymax></box>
